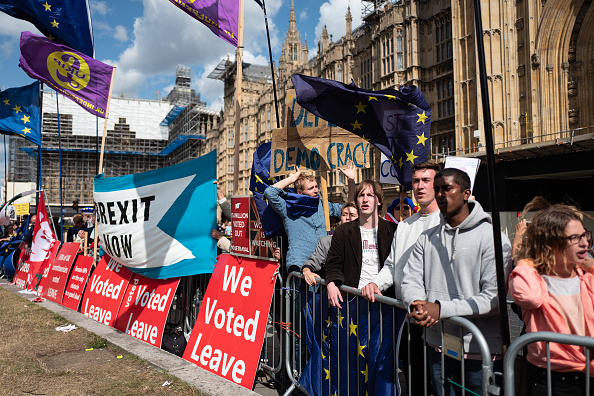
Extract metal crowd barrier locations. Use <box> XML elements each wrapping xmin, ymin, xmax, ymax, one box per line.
<box><xmin>284</xmin><ymin>271</ymin><xmax>500</xmax><ymax>396</ymax></box>
<box><xmin>503</xmin><ymin>331</ymin><xmax>594</xmax><ymax>396</ymax></box>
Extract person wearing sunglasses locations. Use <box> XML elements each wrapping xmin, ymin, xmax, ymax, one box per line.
<box><xmin>509</xmin><ymin>204</ymin><xmax>594</xmax><ymax>396</ymax></box>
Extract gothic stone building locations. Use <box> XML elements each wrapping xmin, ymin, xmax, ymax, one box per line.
<box><xmin>210</xmin><ymin>0</ymin><xmax>594</xmax><ymax>209</ymax></box>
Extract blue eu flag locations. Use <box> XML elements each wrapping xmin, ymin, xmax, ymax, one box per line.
<box><xmin>0</xmin><ymin>0</ymin><xmax>94</xmax><ymax>56</ymax></box>
<box><xmin>292</xmin><ymin>74</ymin><xmax>431</xmax><ymax>189</ymax></box>
<box><xmin>0</xmin><ymin>82</ymin><xmax>41</xmax><ymax>146</ymax></box>
<box><xmin>299</xmin><ymin>289</ymin><xmax>406</xmax><ymax>396</ymax></box>
<box><xmin>249</xmin><ymin>142</ymin><xmax>320</xmax><ymax>239</ymax></box>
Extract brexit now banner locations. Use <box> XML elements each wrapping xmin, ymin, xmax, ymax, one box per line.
<box><xmin>93</xmin><ymin>152</ymin><xmax>217</xmax><ymax>279</ymax></box>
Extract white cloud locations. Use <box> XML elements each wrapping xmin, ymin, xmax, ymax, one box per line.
<box><xmin>90</xmin><ymin>1</ymin><xmax>111</xmax><ymax>16</ymax></box>
<box><xmin>0</xmin><ymin>13</ymin><xmax>40</xmax><ymax>37</ymax></box>
<box><xmin>299</xmin><ymin>9</ymin><xmax>308</xmax><ymax>22</ymax></box>
<box><xmin>314</xmin><ymin>0</ymin><xmax>362</xmax><ymax>45</ymax></box>
<box><xmin>107</xmin><ymin>0</ymin><xmax>283</xmax><ymax>105</ymax></box>
<box><xmin>113</xmin><ymin>25</ymin><xmax>128</xmax><ymax>42</ymax></box>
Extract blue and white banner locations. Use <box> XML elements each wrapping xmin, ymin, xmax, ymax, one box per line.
<box><xmin>93</xmin><ymin>152</ymin><xmax>217</xmax><ymax>279</ymax></box>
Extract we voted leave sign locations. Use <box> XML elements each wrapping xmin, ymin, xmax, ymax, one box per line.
<box><xmin>115</xmin><ymin>274</ymin><xmax>179</xmax><ymax>347</ymax></box>
<box><xmin>81</xmin><ymin>255</ymin><xmax>133</xmax><ymax>326</ymax></box>
<box><xmin>183</xmin><ymin>254</ymin><xmax>278</xmax><ymax>389</ymax></box>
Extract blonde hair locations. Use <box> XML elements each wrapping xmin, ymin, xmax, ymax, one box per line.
<box><xmin>294</xmin><ymin>174</ymin><xmax>316</xmax><ymax>194</ymax></box>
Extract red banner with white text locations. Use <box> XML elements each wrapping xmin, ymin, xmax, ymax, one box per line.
<box><xmin>62</xmin><ymin>255</ymin><xmax>94</xmax><ymax>311</ymax></box>
<box><xmin>41</xmin><ymin>242</ymin><xmax>80</xmax><ymax>303</ymax></box>
<box><xmin>183</xmin><ymin>254</ymin><xmax>278</xmax><ymax>389</ymax></box>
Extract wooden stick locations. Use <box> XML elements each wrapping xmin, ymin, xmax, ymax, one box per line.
<box><xmin>83</xmin><ymin>231</ymin><xmax>88</xmax><ymax>256</ymax></box>
<box><xmin>320</xmin><ymin>171</ymin><xmax>331</xmax><ymax>233</ymax></box>
<box><xmin>93</xmin><ymin>66</ymin><xmax>117</xmax><ymax>264</ymax></box>
<box><xmin>399</xmin><ymin>189</ymin><xmax>405</xmax><ymax>222</ymax></box>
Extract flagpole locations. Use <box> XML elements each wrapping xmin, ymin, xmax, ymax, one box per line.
<box><xmin>57</xmin><ymin>95</ymin><xmax>63</xmax><ymax>240</ymax></box>
<box><xmin>472</xmin><ymin>0</ymin><xmax>510</xmax><ymax>350</ymax></box>
<box><xmin>93</xmin><ymin>66</ymin><xmax>117</xmax><ymax>262</ymax></box>
<box><xmin>37</xmin><ymin>83</ymin><xmax>43</xmax><ymax>208</ymax></box>
<box><xmin>259</xmin><ymin>0</ymin><xmax>280</xmax><ymax>129</ymax></box>
<box><xmin>4</xmin><ymin>136</ymin><xmax>7</xmax><ymax>203</ymax></box>
<box><xmin>233</xmin><ymin>0</ymin><xmax>244</xmax><ymax>196</ymax></box>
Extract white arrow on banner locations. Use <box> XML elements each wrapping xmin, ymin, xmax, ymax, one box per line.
<box><xmin>94</xmin><ymin>176</ymin><xmax>196</xmax><ymax>269</ymax></box>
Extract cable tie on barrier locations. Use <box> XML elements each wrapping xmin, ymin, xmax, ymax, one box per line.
<box><xmin>274</xmin><ymin>321</ymin><xmax>300</xmax><ymax>338</ymax></box>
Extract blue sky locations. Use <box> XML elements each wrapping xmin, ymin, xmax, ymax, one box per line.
<box><xmin>0</xmin><ymin>0</ymin><xmax>363</xmax><ymax>199</ymax></box>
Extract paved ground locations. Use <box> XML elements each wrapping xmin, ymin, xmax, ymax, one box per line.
<box><xmin>1</xmin><ymin>282</ymin><xmax>286</xmax><ymax>396</ymax></box>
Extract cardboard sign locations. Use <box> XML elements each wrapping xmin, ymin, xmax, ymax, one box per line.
<box><xmin>444</xmin><ymin>156</ymin><xmax>481</xmax><ymax>193</ymax></box>
<box><xmin>63</xmin><ymin>255</ymin><xmax>94</xmax><ymax>311</ymax></box>
<box><xmin>380</xmin><ymin>153</ymin><xmax>402</xmax><ymax>185</ymax></box>
<box><xmin>81</xmin><ymin>254</ymin><xmax>133</xmax><ymax>326</ymax></box>
<box><xmin>114</xmin><ymin>274</ymin><xmax>180</xmax><ymax>347</ymax></box>
<box><xmin>41</xmin><ymin>243</ymin><xmax>79</xmax><ymax>304</ymax></box>
<box><xmin>13</xmin><ymin>203</ymin><xmax>30</xmax><ymax>216</ymax></box>
<box><xmin>12</xmin><ymin>248</ymin><xmax>31</xmax><ymax>289</ymax></box>
<box><xmin>230</xmin><ymin>197</ymin><xmax>250</xmax><ymax>255</ymax></box>
<box><xmin>270</xmin><ymin>89</ymin><xmax>370</xmax><ymax>177</ymax></box>
<box><xmin>183</xmin><ymin>254</ymin><xmax>278</xmax><ymax>389</ymax></box>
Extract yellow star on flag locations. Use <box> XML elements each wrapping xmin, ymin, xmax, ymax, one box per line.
<box><xmin>321</xmin><ymin>350</ymin><xmax>326</xmax><ymax>360</ymax></box>
<box><xmin>47</xmin><ymin>34</ymin><xmax>55</xmax><ymax>41</ymax></box>
<box><xmin>13</xmin><ymin>105</ymin><xmax>21</xmax><ymax>114</ymax></box>
<box><xmin>333</xmin><ymin>392</ymin><xmax>337</xmax><ymax>396</ymax></box>
<box><xmin>417</xmin><ymin>132</ymin><xmax>428</xmax><ymax>146</ymax></box>
<box><xmin>398</xmin><ymin>157</ymin><xmax>404</xmax><ymax>168</ymax></box>
<box><xmin>324</xmin><ymin>368</ymin><xmax>330</xmax><ymax>380</ymax></box>
<box><xmin>349</xmin><ymin>319</ymin><xmax>357</xmax><ymax>336</ymax></box>
<box><xmin>384</xmin><ymin>94</ymin><xmax>396</xmax><ymax>100</ymax></box>
<box><xmin>360</xmin><ymin>134</ymin><xmax>369</xmax><ymax>142</ymax></box>
<box><xmin>322</xmin><ymin>331</ymin><xmax>327</xmax><ymax>343</ymax></box>
<box><xmin>358</xmin><ymin>340</ymin><xmax>366</xmax><ymax>357</ymax></box>
<box><xmin>43</xmin><ymin>2</ymin><xmax>51</xmax><ymax>11</ymax></box>
<box><xmin>350</xmin><ymin>120</ymin><xmax>363</xmax><ymax>130</ymax></box>
<box><xmin>354</xmin><ymin>101</ymin><xmax>367</xmax><ymax>114</ymax></box>
<box><xmin>408</xmin><ymin>102</ymin><xmax>418</xmax><ymax>108</ymax></box>
<box><xmin>406</xmin><ymin>150</ymin><xmax>418</xmax><ymax>164</ymax></box>
<box><xmin>361</xmin><ymin>365</ymin><xmax>369</xmax><ymax>383</ymax></box>
<box><xmin>255</xmin><ymin>175</ymin><xmax>264</xmax><ymax>185</ymax></box>
<box><xmin>325</xmin><ymin>318</ymin><xmax>332</xmax><ymax>328</ymax></box>
<box><xmin>417</xmin><ymin>111</ymin><xmax>428</xmax><ymax>124</ymax></box>
<box><xmin>337</xmin><ymin>311</ymin><xmax>344</xmax><ymax>328</ymax></box>
<box><xmin>368</xmin><ymin>96</ymin><xmax>378</xmax><ymax>101</ymax></box>
<box><xmin>51</xmin><ymin>19</ymin><xmax>59</xmax><ymax>28</ymax></box>
<box><xmin>2</xmin><ymin>98</ymin><xmax>9</xmax><ymax>106</ymax></box>
<box><xmin>21</xmin><ymin>115</ymin><xmax>30</xmax><ymax>124</ymax></box>
<box><xmin>22</xmin><ymin>127</ymin><xmax>31</xmax><ymax>134</ymax></box>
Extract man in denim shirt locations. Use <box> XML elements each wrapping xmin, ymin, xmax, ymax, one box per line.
<box><xmin>264</xmin><ymin>165</ymin><xmax>355</xmax><ymax>273</ymax></box>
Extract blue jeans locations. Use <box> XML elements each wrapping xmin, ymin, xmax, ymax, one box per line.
<box><xmin>427</xmin><ymin>348</ymin><xmax>502</xmax><ymax>396</ymax></box>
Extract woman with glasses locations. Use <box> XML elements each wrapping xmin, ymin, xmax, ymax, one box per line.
<box><xmin>509</xmin><ymin>204</ymin><xmax>594</xmax><ymax>396</ymax></box>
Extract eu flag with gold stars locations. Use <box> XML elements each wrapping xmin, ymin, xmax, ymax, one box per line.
<box><xmin>299</xmin><ymin>289</ymin><xmax>406</xmax><ymax>396</ymax></box>
<box><xmin>0</xmin><ymin>0</ymin><xmax>94</xmax><ymax>57</ymax></box>
<box><xmin>292</xmin><ymin>74</ymin><xmax>431</xmax><ymax>189</ymax></box>
<box><xmin>0</xmin><ymin>82</ymin><xmax>41</xmax><ymax>146</ymax></box>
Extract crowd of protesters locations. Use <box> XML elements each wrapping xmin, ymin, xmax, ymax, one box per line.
<box><xmin>225</xmin><ymin>160</ymin><xmax>593</xmax><ymax>396</ymax></box>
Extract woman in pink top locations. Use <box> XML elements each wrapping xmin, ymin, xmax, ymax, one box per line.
<box><xmin>509</xmin><ymin>204</ymin><xmax>594</xmax><ymax>396</ymax></box>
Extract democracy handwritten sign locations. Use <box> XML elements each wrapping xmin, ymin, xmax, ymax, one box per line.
<box><xmin>63</xmin><ymin>256</ymin><xmax>94</xmax><ymax>311</ymax></box>
<box><xmin>81</xmin><ymin>255</ymin><xmax>133</xmax><ymax>326</ymax></box>
<box><xmin>41</xmin><ymin>242</ymin><xmax>79</xmax><ymax>304</ymax></box>
<box><xmin>183</xmin><ymin>254</ymin><xmax>278</xmax><ymax>389</ymax></box>
<box><xmin>271</xmin><ymin>89</ymin><xmax>369</xmax><ymax>176</ymax></box>
<box><xmin>115</xmin><ymin>274</ymin><xmax>179</xmax><ymax>347</ymax></box>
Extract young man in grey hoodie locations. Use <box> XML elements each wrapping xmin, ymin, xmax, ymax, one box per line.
<box><xmin>401</xmin><ymin>168</ymin><xmax>512</xmax><ymax>396</ymax></box>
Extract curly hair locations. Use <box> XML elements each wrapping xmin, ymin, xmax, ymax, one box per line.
<box><xmin>518</xmin><ymin>204</ymin><xmax>583</xmax><ymax>275</ymax></box>
<box><xmin>294</xmin><ymin>174</ymin><xmax>317</xmax><ymax>194</ymax></box>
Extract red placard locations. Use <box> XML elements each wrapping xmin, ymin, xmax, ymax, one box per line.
<box><xmin>12</xmin><ymin>248</ymin><xmax>31</xmax><ymax>289</ymax></box>
<box><xmin>41</xmin><ymin>243</ymin><xmax>80</xmax><ymax>303</ymax></box>
<box><xmin>63</xmin><ymin>255</ymin><xmax>94</xmax><ymax>311</ymax></box>
<box><xmin>230</xmin><ymin>197</ymin><xmax>250</xmax><ymax>255</ymax></box>
<box><xmin>30</xmin><ymin>243</ymin><xmax>60</xmax><ymax>293</ymax></box>
<box><xmin>114</xmin><ymin>274</ymin><xmax>180</xmax><ymax>347</ymax></box>
<box><xmin>183</xmin><ymin>254</ymin><xmax>278</xmax><ymax>389</ymax></box>
<box><xmin>80</xmin><ymin>254</ymin><xmax>132</xmax><ymax>326</ymax></box>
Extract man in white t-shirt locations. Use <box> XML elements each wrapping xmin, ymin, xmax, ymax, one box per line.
<box><xmin>325</xmin><ymin>180</ymin><xmax>397</xmax><ymax>308</ymax></box>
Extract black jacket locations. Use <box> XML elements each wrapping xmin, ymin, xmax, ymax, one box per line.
<box><xmin>325</xmin><ymin>217</ymin><xmax>397</xmax><ymax>296</ymax></box>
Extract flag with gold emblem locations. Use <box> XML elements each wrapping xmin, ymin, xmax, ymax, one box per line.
<box><xmin>19</xmin><ymin>31</ymin><xmax>114</xmax><ymax>118</ymax></box>
<box><xmin>292</xmin><ymin>74</ymin><xmax>431</xmax><ymax>189</ymax></box>
<box><xmin>0</xmin><ymin>0</ymin><xmax>94</xmax><ymax>56</ymax></box>
<box><xmin>0</xmin><ymin>82</ymin><xmax>41</xmax><ymax>145</ymax></box>
<box><xmin>299</xmin><ymin>290</ymin><xmax>406</xmax><ymax>396</ymax></box>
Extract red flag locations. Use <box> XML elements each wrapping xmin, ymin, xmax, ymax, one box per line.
<box><xmin>27</xmin><ymin>192</ymin><xmax>58</xmax><ymax>290</ymax></box>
